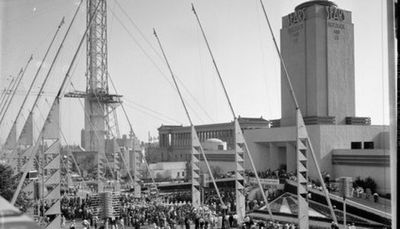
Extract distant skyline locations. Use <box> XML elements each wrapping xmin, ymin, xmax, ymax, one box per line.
<box><xmin>0</xmin><ymin>0</ymin><xmax>390</xmax><ymax>144</ymax></box>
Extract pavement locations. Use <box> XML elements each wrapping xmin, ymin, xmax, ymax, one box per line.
<box><xmin>331</xmin><ymin>191</ymin><xmax>391</xmax><ymax>214</ymax></box>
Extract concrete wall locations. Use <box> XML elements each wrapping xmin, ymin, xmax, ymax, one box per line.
<box><xmin>326</xmin><ymin>10</ymin><xmax>355</xmax><ymax>124</ymax></box>
<box><xmin>199</xmin><ymin>161</ymin><xmax>235</xmax><ymax>176</ymax></box>
<box><xmin>333</xmin><ymin>164</ymin><xmax>390</xmax><ymax>194</ymax></box>
<box><xmin>148</xmin><ymin>162</ymin><xmax>186</xmax><ymax>180</ymax></box>
<box><xmin>286</xmin><ymin>142</ymin><xmax>296</xmax><ymax>173</ymax></box>
<box><xmin>281</xmin><ymin>3</ymin><xmax>355</xmax><ymax>126</ymax></box>
<box><xmin>244</xmin><ymin>125</ymin><xmax>389</xmax><ymax>183</ymax></box>
<box><xmin>316</xmin><ymin>125</ymin><xmax>389</xmax><ymax>176</ymax></box>
<box><xmin>332</xmin><ymin>149</ymin><xmax>390</xmax><ymax>194</ymax></box>
<box><xmin>243</xmin><ymin>126</ymin><xmax>295</xmax><ymax>172</ymax></box>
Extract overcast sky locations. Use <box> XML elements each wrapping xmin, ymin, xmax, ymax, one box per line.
<box><xmin>0</xmin><ymin>0</ymin><xmax>390</xmax><ymax>144</ymax></box>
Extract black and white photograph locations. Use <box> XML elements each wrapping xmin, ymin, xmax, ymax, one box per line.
<box><xmin>0</xmin><ymin>0</ymin><xmax>397</xmax><ymax>228</ymax></box>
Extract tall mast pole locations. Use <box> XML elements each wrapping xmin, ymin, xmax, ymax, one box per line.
<box><xmin>109</xmin><ymin>75</ymin><xmax>157</xmax><ymax>191</ymax></box>
<box><xmin>0</xmin><ymin>71</ymin><xmax>20</xmax><ymax>116</ymax></box>
<box><xmin>10</xmin><ymin>0</ymin><xmax>101</xmax><ymax>206</ymax></box>
<box><xmin>153</xmin><ymin>29</ymin><xmax>225</xmax><ymax>208</ymax></box>
<box><xmin>0</xmin><ymin>55</ymin><xmax>33</xmax><ymax>126</ymax></box>
<box><xmin>9</xmin><ymin>0</ymin><xmax>85</xmax><ymax>150</ymax></box>
<box><xmin>2</xmin><ymin>18</ymin><xmax>65</xmax><ymax>148</ymax></box>
<box><xmin>0</xmin><ymin>77</ymin><xmax>15</xmax><ymax>109</ymax></box>
<box><xmin>259</xmin><ymin>0</ymin><xmax>338</xmax><ymax>226</ymax></box>
<box><xmin>192</xmin><ymin>3</ymin><xmax>273</xmax><ymax>222</ymax></box>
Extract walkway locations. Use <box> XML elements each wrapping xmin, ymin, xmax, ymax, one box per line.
<box><xmin>331</xmin><ymin>191</ymin><xmax>391</xmax><ymax>214</ymax></box>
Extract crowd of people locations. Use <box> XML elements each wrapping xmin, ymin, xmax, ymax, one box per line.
<box><xmin>203</xmin><ymin>189</ymin><xmax>237</xmax><ymax>213</ymax></box>
<box><xmin>244</xmin><ymin>169</ymin><xmax>294</xmax><ymax>181</ymax></box>
<box><xmin>119</xmin><ymin>195</ymin><xmax>197</xmax><ymax>228</ymax></box>
<box><xmin>58</xmin><ymin>188</ymin><xmax>301</xmax><ymax>229</ymax></box>
<box><xmin>55</xmin><ymin>170</ymin><xmax>369</xmax><ymax>229</ymax></box>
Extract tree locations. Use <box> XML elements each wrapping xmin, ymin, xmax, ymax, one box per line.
<box><xmin>353</xmin><ymin>176</ymin><xmax>365</xmax><ymax>188</ymax></box>
<box><xmin>0</xmin><ymin>162</ymin><xmax>33</xmax><ymax>212</ymax></box>
<box><xmin>353</xmin><ymin>176</ymin><xmax>378</xmax><ymax>193</ymax></box>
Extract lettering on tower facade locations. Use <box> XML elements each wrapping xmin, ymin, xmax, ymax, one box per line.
<box><xmin>288</xmin><ymin>24</ymin><xmax>303</xmax><ymax>43</ymax></box>
<box><xmin>326</xmin><ymin>7</ymin><xmax>346</xmax><ymax>41</ymax></box>
<box><xmin>326</xmin><ymin>6</ymin><xmax>345</xmax><ymax>21</ymax></box>
<box><xmin>288</xmin><ymin>9</ymin><xmax>305</xmax><ymax>26</ymax></box>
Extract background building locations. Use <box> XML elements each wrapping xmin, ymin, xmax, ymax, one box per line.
<box><xmin>154</xmin><ymin>117</ymin><xmax>269</xmax><ymax>163</ymax></box>
<box><xmin>147</xmin><ymin>0</ymin><xmax>391</xmax><ymax>195</ymax></box>
<box><xmin>245</xmin><ymin>0</ymin><xmax>390</xmax><ymax>194</ymax></box>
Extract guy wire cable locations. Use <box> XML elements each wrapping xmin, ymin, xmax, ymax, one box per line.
<box><xmin>0</xmin><ymin>55</ymin><xmax>33</xmax><ymax>126</ymax></box>
<box><xmin>153</xmin><ymin>28</ymin><xmax>226</xmax><ymax>207</ymax></box>
<box><xmin>2</xmin><ymin>17</ymin><xmax>65</xmax><ymax>150</ymax></box>
<box><xmin>259</xmin><ymin>0</ymin><xmax>338</xmax><ymax>223</ymax></box>
<box><xmin>192</xmin><ymin>3</ymin><xmax>274</xmax><ymax>219</ymax></box>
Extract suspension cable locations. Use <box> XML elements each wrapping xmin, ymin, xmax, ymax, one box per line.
<box><xmin>12</xmin><ymin>0</ymin><xmax>103</xmax><ymax>203</ymax></box>
<box><xmin>192</xmin><ymin>3</ymin><xmax>273</xmax><ymax>219</ymax></box>
<box><xmin>40</xmin><ymin>98</ymin><xmax>89</xmax><ymax>190</ymax></box>
<box><xmin>55</xmin><ymin>0</ymin><xmax>116</xmax><ymax>181</ymax></box>
<box><xmin>68</xmin><ymin>81</ymin><xmax>115</xmax><ymax>179</ymax></box>
<box><xmin>259</xmin><ymin>0</ymin><xmax>299</xmax><ymax>109</ymax></box>
<box><xmin>0</xmin><ymin>55</ymin><xmax>33</xmax><ymax>126</ymax></box>
<box><xmin>108</xmin><ymin>4</ymin><xmax>215</xmax><ymax>123</ymax></box>
<box><xmin>123</xmin><ymin>98</ymin><xmax>181</xmax><ymax>124</ymax></box>
<box><xmin>153</xmin><ymin>28</ymin><xmax>225</xmax><ymax>207</ymax></box>
<box><xmin>259</xmin><ymin>0</ymin><xmax>337</xmax><ymax>223</ymax></box>
<box><xmin>0</xmin><ymin>70</ymin><xmax>22</xmax><ymax>116</ymax></box>
<box><xmin>191</xmin><ymin>4</ymin><xmax>236</xmax><ymax>118</ymax></box>
<box><xmin>11</xmin><ymin>0</ymin><xmax>85</xmax><ymax>150</ymax></box>
<box><xmin>3</xmin><ymin>17</ymin><xmax>65</xmax><ymax>149</ymax></box>
<box><xmin>108</xmin><ymin>74</ymin><xmax>157</xmax><ymax>189</ymax></box>
<box><xmin>0</xmin><ymin>77</ymin><xmax>15</xmax><ymax>108</ymax></box>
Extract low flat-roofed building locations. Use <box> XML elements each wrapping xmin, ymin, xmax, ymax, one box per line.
<box><xmin>244</xmin><ymin>124</ymin><xmax>390</xmax><ymax>194</ymax></box>
<box><xmin>154</xmin><ymin>117</ymin><xmax>269</xmax><ymax>163</ymax></box>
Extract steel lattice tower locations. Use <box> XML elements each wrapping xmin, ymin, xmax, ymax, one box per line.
<box><xmin>83</xmin><ymin>0</ymin><xmax>108</xmax><ymax>155</ymax></box>
<box><xmin>79</xmin><ymin>0</ymin><xmax>121</xmax><ymax>190</ymax></box>
<box><xmin>86</xmin><ymin>0</ymin><xmax>108</xmax><ymax>94</ymax></box>
<box><xmin>64</xmin><ymin>0</ymin><xmax>136</xmax><ymax>192</ymax></box>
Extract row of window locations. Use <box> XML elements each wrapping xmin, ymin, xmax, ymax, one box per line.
<box><xmin>160</xmin><ymin>130</ymin><xmax>234</xmax><ymax>147</ymax></box>
<box><xmin>161</xmin><ymin>152</ymin><xmax>190</xmax><ymax>161</ymax></box>
<box><xmin>351</xmin><ymin>141</ymin><xmax>374</xmax><ymax>149</ymax></box>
